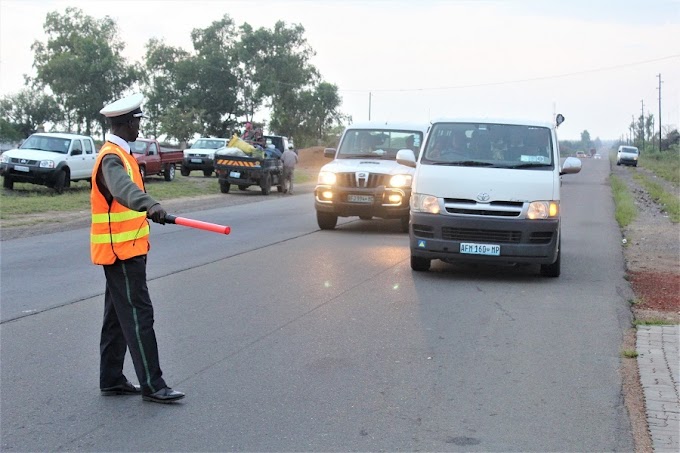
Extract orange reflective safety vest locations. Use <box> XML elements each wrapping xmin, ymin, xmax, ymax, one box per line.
<box><xmin>90</xmin><ymin>142</ymin><xmax>150</xmax><ymax>265</ymax></box>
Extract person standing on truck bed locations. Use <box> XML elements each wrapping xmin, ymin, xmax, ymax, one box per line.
<box><xmin>281</xmin><ymin>144</ymin><xmax>298</xmax><ymax>194</ymax></box>
<box><xmin>92</xmin><ymin>93</ymin><xmax>185</xmax><ymax>404</ymax></box>
<box><xmin>241</xmin><ymin>121</ymin><xmax>265</xmax><ymax>148</ymax></box>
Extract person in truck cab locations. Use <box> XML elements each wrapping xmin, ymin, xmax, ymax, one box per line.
<box><xmin>92</xmin><ymin>93</ymin><xmax>184</xmax><ymax>404</ymax></box>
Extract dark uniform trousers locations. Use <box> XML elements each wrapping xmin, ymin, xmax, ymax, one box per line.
<box><xmin>100</xmin><ymin>255</ymin><xmax>166</xmax><ymax>394</ymax></box>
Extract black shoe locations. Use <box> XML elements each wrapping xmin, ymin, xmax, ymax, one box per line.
<box><xmin>142</xmin><ymin>387</ymin><xmax>185</xmax><ymax>404</ymax></box>
<box><xmin>101</xmin><ymin>380</ymin><xmax>141</xmax><ymax>396</ymax></box>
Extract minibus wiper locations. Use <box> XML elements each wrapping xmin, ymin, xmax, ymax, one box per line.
<box><xmin>507</xmin><ymin>163</ymin><xmax>553</xmax><ymax>169</ymax></box>
<box><xmin>449</xmin><ymin>161</ymin><xmax>495</xmax><ymax>167</ymax></box>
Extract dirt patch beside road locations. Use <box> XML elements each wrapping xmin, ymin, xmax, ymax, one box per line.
<box><xmin>611</xmin><ymin>162</ymin><xmax>680</xmax><ymax>322</ymax></box>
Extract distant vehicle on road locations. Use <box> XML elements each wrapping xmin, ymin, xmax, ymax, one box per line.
<box><xmin>1</xmin><ymin>132</ymin><xmax>97</xmax><ymax>193</ymax></box>
<box><xmin>576</xmin><ymin>151</ymin><xmax>588</xmax><ymax>158</ymax></box>
<box><xmin>616</xmin><ymin>145</ymin><xmax>639</xmax><ymax>167</ymax></box>
<box><xmin>593</xmin><ymin>153</ymin><xmax>602</xmax><ymax>160</ymax></box>
<box><xmin>181</xmin><ymin>137</ymin><xmax>229</xmax><ymax>177</ymax></box>
<box><xmin>131</xmin><ymin>138</ymin><xmax>183</xmax><ymax>181</ymax></box>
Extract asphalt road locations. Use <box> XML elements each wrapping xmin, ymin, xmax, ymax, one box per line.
<box><xmin>0</xmin><ymin>159</ymin><xmax>634</xmax><ymax>451</ymax></box>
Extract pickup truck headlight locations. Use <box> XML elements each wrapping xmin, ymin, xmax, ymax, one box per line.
<box><xmin>1</xmin><ymin>154</ymin><xmax>9</xmax><ymax>164</ymax></box>
<box><xmin>40</xmin><ymin>160</ymin><xmax>56</xmax><ymax>169</ymax></box>
<box><xmin>411</xmin><ymin>193</ymin><xmax>440</xmax><ymax>214</ymax></box>
<box><xmin>317</xmin><ymin>171</ymin><xmax>337</xmax><ymax>185</ymax></box>
<box><xmin>389</xmin><ymin>174</ymin><xmax>412</xmax><ymax>188</ymax></box>
<box><xmin>527</xmin><ymin>201</ymin><xmax>559</xmax><ymax>219</ymax></box>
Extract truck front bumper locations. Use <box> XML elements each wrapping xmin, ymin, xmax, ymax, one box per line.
<box><xmin>1</xmin><ymin>163</ymin><xmax>61</xmax><ymax>186</ymax></box>
<box><xmin>314</xmin><ymin>184</ymin><xmax>411</xmax><ymax>219</ymax></box>
<box><xmin>182</xmin><ymin>157</ymin><xmax>214</xmax><ymax>171</ymax></box>
<box><xmin>409</xmin><ymin>212</ymin><xmax>560</xmax><ymax>265</ymax></box>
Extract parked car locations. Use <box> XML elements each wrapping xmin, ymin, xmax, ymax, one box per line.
<box><xmin>131</xmin><ymin>138</ymin><xmax>183</xmax><ymax>181</ymax></box>
<box><xmin>0</xmin><ymin>132</ymin><xmax>97</xmax><ymax>193</ymax></box>
<box><xmin>616</xmin><ymin>145</ymin><xmax>639</xmax><ymax>167</ymax></box>
<box><xmin>181</xmin><ymin>137</ymin><xmax>229</xmax><ymax>177</ymax></box>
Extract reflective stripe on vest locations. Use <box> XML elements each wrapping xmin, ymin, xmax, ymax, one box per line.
<box><xmin>90</xmin><ymin>142</ymin><xmax>150</xmax><ymax>265</ymax></box>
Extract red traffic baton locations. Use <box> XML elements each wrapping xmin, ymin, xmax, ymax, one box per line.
<box><xmin>165</xmin><ymin>214</ymin><xmax>231</xmax><ymax>235</ymax></box>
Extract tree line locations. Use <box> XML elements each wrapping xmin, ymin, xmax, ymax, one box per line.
<box><xmin>0</xmin><ymin>7</ymin><xmax>349</xmax><ymax>147</ymax></box>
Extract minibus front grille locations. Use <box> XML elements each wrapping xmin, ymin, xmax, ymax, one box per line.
<box><xmin>442</xmin><ymin>227</ymin><xmax>521</xmax><ymax>243</ymax></box>
<box><xmin>412</xmin><ymin>224</ymin><xmax>434</xmax><ymax>238</ymax></box>
<box><xmin>444</xmin><ymin>199</ymin><xmax>523</xmax><ymax>217</ymax></box>
<box><xmin>529</xmin><ymin>231</ymin><xmax>554</xmax><ymax>244</ymax></box>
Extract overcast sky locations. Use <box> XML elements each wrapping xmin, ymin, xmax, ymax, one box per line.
<box><xmin>1</xmin><ymin>0</ymin><xmax>679</xmax><ymax>140</ymax></box>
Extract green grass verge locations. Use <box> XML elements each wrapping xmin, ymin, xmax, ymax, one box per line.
<box><xmin>0</xmin><ymin>175</ymin><xmax>219</xmax><ymax>219</ymax></box>
<box><xmin>634</xmin><ymin>318</ymin><xmax>673</xmax><ymax>326</ymax></box>
<box><xmin>632</xmin><ymin>172</ymin><xmax>680</xmax><ymax>223</ymax></box>
<box><xmin>621</xmin><ymin>349</ymin><xmax>638</xmax><ymax>358</ymax></box>
<box><xmin>609</xmin><ymin>174</ymin><xmax>638</xmax><ymax>228</ymax></box>
<box><xmin>0</xmin><ymin>170</ymin><xmax>311</xmax><ymax>219</ymax></box>
<box><xmin>640</xmin><ymin>151</ymin><xmax>680</xmax><ymax>186</ymax></box>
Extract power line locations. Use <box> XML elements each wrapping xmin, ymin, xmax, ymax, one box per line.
<box><xmin>339</xmin><ymin>54</ymin><xmax>680</xmax><ymax>93</ymax></box>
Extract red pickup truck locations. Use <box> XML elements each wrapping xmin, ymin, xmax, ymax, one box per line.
<box><xmin>131</xmin><ymin>138</ymin><xmax>183</xmax><ymax>181</ymax></box>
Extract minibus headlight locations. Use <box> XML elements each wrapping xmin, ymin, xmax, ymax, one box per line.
<box><xmin>411</xmin><ymin>193</ymin><xmax>440</xmax><ymax>214</ymax></box>
<box><xmin>527</xmin><ymin>201</ymin><xmax>559</xmax><ymax>219</ymax></box>
<box><xmin>317</xmin><ymin>171</ymin><xmax>337</xmax><ymax>185</ymax></box>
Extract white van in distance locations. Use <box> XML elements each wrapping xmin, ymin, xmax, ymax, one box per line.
<box><xmin>397</xmin><ymin>115</ymin><xmax>581</xmax><ymax>277</ymax></box>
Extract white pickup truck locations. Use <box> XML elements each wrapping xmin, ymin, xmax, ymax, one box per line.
<box><xmin>314</xmin><ymin>122</ymin><xmax>428</xmax><ymax>232</ymax></box>
<box><xmin>0</xmin><ymin>132</ymin><xmax>97</xmax><ymax>193</ymax></box>
<box><xmin>180</xmin><ymin>137</ymin><xmax>229</xmax><ymax>177</ymax></box>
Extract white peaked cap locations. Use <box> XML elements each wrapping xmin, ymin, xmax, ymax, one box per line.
<box><xmin>100</xmin><ymin>93</ymin><xmax>148</xmax><ymax>118</ymax></box>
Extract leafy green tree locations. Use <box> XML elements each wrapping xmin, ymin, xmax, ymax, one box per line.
<box><xmin>0</xmin><ymin>119</ymin><xmax>23</xmax><ymax>142</ymax></box>
<box><xmin>269</xmin><ymin>82</ymin><xmax>345</xmax><ymax>146</ymax></box>
<box><xmin>0</xmin><ymin>89</ymin><xmax>60</xmax><ymax>138</ymax></box>
<box><xmin>184</xmin><ymin>15</ymin><xmax>241</xmax><ymax>137</ymax></box>
<box><xmin>580</xmin><ymin>130</ymin><xmax>591</xmax><ymax>151</ymax></box>
<box><xmin>31</xmin><ymin>7</ymin><xmax>138</xmax><ymax>139</ymax></box>
<box><xmin>158</xmin><ymin>107</ymin><xmax>203</xmax><ymax>144</ymax></box>
<box><xmin>142</xmin><ymin>38</ymin><xmax>191</xmax><ymax>138</ymax></box>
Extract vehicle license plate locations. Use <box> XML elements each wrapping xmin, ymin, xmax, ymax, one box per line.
<box><xmin>460</xmin><ymin>242</ymin><xmax>500</xmax><ymax>256</ymax></box>
<box><xmin>190</xmin><ymin>158</ymin><xmax>202</xmax><ymax>163</ymax></box>
<box><xmin>14</xmin><ymin>165</ymin><xmax>29</xmax><ymax>172</ymax></box>
<box><xmin>229</xmin><ymin>171</ymin><xmax>241</xmax><ymax>179</ymax></box>
<box><xmin>347</xmin><ymin>194</ymin><xmax>373</xmax><ymax>203</ymax></box>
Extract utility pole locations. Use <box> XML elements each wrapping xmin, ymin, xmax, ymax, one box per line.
<box><xmin>640</xmin><ymin>100</ymin><xmax>645</xmax><ymax>152</ymax></box>
<box><xmin>631</xmin><ymin>115</ymin><xmax>635</xmax><ymax>145</ymax></box>
<box><xmin>368</xmin><ymin>92</ymin><xmax>372</xmax><ymax>121</ymax></box>
<box><xmin>657</xmin><ymin>73</ymin><xmax>663</xmax><ymax>151</ymax></box>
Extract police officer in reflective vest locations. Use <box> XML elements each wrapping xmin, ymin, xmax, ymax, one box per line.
<box><xmin>92</xmin><ymin>93</ymin><xmax>184</xmax><ymax>403</ymax></box>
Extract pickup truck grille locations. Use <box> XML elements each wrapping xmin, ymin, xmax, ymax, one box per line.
<box><xmin>336</xmin><ymin>172</ymin><xmax>390</xmax><ymax>188</ymax></box>
<box><xmin>7</xmin><ymin>157</ymin><xmax>39</xmax><ymax>166</ymax></box>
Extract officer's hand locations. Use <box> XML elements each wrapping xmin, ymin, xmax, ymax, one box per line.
<box><xmin>147</xmin><ymin>204</ymin><xmax>167</xmax><ymax>225</ymax></box>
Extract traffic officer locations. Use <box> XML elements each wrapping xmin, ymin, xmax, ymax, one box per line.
<box><xmin>92</xmin><ymin>93</ymin><xmax>184</xmax><ymax>404</ymax></box>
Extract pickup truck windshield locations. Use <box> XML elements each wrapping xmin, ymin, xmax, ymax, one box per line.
<box><xmin>421</xmin><ymin>123</ymin><xmax>554</xmax><ymax>169</ymax></box>
<box><xmin>338</xmin><ymin>129</ymin><xmax>424</xmax><ymax>160</ymax></box>
<box><xmin>130</xmin><ymin>141</ymin><xmax>148</xmax><ymax>154</ymax></box>
<box><xmin>191</xmin><ymin>139</ymin><xmax>226</xmax><ymax>149</ymax></box>
<box><xmin>20</xmin><ymin>136</ymin><xmax>72</xmax><ymax>154</ymax></box>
